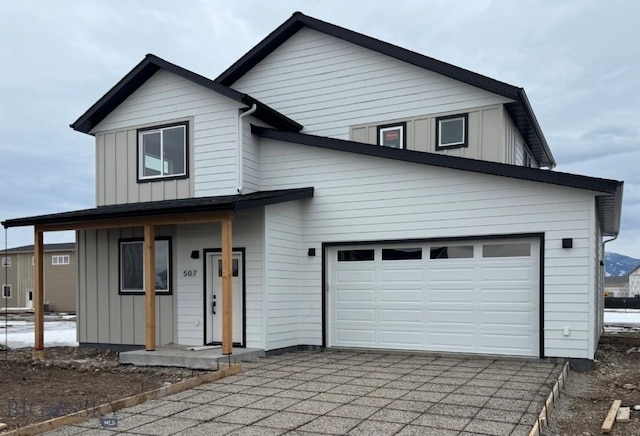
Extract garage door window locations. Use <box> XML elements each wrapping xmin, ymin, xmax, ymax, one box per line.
<box><xmin>337</xmin><ymin>249</ymin><xmax>375</xmax><ymax>262</ymax></box>
<box><xmin>482</xmin><ymin>242</ymin><xmax>531</xmax><ymax>258</ymax></box>
<box><xmin>430</xmin><ymin>245</ymin><xmax>473</xmax><ymax>259</ymax></box>
<box><xmin>382</xmin><ymin>248</ymin><xmax>422</xmax><ymax>260</ymax></box>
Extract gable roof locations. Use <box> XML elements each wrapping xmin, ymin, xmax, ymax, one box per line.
<box><xmin>251</xmin><ymin>125</ymin><xmax>622</xmax><ymax>236</ymax></box>
<box><xmin>70</xmin><ymin>54</ymin><xmax>303</xmax><ymax>135</ymax></box>
<box><xmin>4</xmin><ymin>243</ymin><xmax>76</xmax><ymax>253</ymax></box>
<box><xmin>216</xmin><ymin>12</ymin><xmax>556</xmax><ymax>169</ymax></box>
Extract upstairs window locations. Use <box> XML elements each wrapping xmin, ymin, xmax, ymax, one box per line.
<box><xmin>138</xmin><ymin>122</ymin><xmax>188</xmax><ymax>181</ymax></box>
<box><xmin>1</xmin><ymin>257</ymin><xmax>10</xmax><ymax>267</ymax></box>
<box><xmin>377</xmin><ymin>123</ymin><xmax>406</xmax><ymax>149</ymax></box>
<box><xmin>2</xmin><ymin>285</ymin><xmax>10</xmax><ymax>299</ymax></box>
<box><xmin>436</xmin><ymin>114</ymin><xmax>468</xmax><ymax>150</ymax></box>
<box><xmin>52</xmin><ymin>255</ymin><xmax>70</xmax><ymax>265</ymax></box>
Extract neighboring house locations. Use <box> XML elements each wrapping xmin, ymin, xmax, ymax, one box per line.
<box><xmin>604</xmin><ymin>276</ymin><xmax>629</xmax><ymax>298</ymax></box>
<box><xmin>629</xmin><ymin>266</ymin><xmax>640</xmax><ymax>297</ymax></box>
<box><xmin>1</xmin><ymin>243</ymin><xmax>76</xmax><ymax>312</ymax></box>
<box><xmin>1</xmin><ymin>13</ymin><xmax>623</xmax><ymax>364</ymax></box>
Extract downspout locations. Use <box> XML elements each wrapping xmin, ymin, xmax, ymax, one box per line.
<box><xmin>237</xmin><ymin>104</ymin><xmax>258</xmax><ymax>194</ymax></box>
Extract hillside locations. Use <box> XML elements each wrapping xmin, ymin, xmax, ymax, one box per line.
<box><xmin>605</xmin><ymin>252</ymin><xmax>640</xmax><ymax>277</ymax></box>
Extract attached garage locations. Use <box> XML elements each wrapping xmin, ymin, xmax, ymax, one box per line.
<box><xmin>327</xmin><ymin>237</ymin><xmax>541</xmax><ymax>357</ymax></box>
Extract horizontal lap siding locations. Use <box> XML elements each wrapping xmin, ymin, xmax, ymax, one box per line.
<box><xmin>175</xmin><ymin>210</ymin><xmax>263</xmax><ymax>348</ymax></box>
<box><xmin>233</xmin><ymin>28</ymin><xmax>512</xmax><ymax>139</ymax></box>
<box><xmin>264</xmin><ymin>201</ymin><xmax>306</xmax><ymax>350</ymax></box>
<box><xmin>92</xmin><ymin>70</ymin><xmax>241</xmax><ymax>203</ymax></box>
<box><xmin>259</xmin><ymin>139</ymin><xmax>596</xmax><ymax>358</ymax></box>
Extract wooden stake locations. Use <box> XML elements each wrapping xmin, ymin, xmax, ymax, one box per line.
<box><xmin>144</xmin><ymin>225</ymin><xmax>156</xmax><ymax>351</ymax></box>
<box><xmin>601</xmin><ymin>399</ymin><xmax>622</xmax><ymax>433</ymax></box>
<box><xmin>34</xmin><ymin>228</ymin><xmax>44</xmax><ymax>352</ymax></box>
<box><xmin>221</xmin><ymin>216</ymin><xmax>233</xmax><ymax>355</ymax></box>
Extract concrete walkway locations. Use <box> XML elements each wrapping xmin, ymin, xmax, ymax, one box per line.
<box><xmin>44</xmin><ymin>349</ymin><xmax>562</xmax><ymax>436</ymax></box>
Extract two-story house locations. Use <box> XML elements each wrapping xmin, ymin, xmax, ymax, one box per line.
<box><xmin>2</xmin><ymin>13</ymin><xmax>623</xmax><ymax>365</ymax></box>
<box><xmin>2</xmin><ymin>243</ymin><xmax>76</xmax><ymax>312</ymax></box>
<box><xmin>628</xmin><ymin>266</ymin><xmax>640</xmax><ymax>298</ymax></box>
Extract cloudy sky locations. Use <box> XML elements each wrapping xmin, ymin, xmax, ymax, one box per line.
<box><xmin>1</xmin><ymin>0</ymin><xmax>639</xmax><ymax>257</ymax></box>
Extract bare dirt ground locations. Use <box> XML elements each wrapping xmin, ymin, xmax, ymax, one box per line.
<box><xmin>0</xmin><ymin>346</ymin><xmax>205</xmax><ymax>431</ymax></box>
<box><xmin>547</xmin><ymin>333</ymin><xmax>640</xmax><ymax>436</ymax></box>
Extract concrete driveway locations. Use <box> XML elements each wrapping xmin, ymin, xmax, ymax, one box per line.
<box><xmin>45</xmin><ymin>349</ymin><xmax>562</xmax><ymax>436</ymax></box>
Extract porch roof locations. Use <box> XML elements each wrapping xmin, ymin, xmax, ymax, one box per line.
<box><xmin>1</xmin><ymin>187</ymin><xmax>314</xmax><ymax>229</ymax></box>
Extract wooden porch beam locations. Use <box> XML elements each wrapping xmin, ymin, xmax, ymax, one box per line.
<box><xmin>144</xmin><ymin>225</ymin><xmax>156</xmax><ymax>351</ymax></box>
<box><xmin>37</xmin><ymin>211</ymin><xmax>234</xmax><ymax>232</ymax></box>
<box><xmin>34</xmin><ymin>228</ymin><xmax>44</xmax><ymax>355</ymax></box>
<box><xmin>221</xmin><ymin>214</ymin><xmax>233</xmax><ymax>355</ymax></box>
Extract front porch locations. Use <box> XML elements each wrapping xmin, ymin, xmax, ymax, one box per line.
<box><xmin>120</xmin><ymin>345</ymin><xmax>265</xmax><ymax>369</ymax></box>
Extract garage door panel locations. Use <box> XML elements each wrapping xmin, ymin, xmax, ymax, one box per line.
<box><xmin>329</xmin><ymin>238</ymin><xmax>539</xmax><ymax>357</ymax></box>
<box><xmin>337</xmin><ymin>308</ymin><xmax>375</xmax><ymax>322</ymax></box>
<box><xmin>381</xmin><ymin>309</ymin><xmax>422</xmax><ymax>323</ymax></box>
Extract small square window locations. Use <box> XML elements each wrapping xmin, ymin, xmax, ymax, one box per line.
<box><xmin>138</xmin><ymin>123</ymin><xmax>188</xmax><ymax>182</ymax></box>
<box><xmin>377</xmin><ymin>123</ymin><xmax>406</xmax><ymax>149</ymax></box>
<box><xmin>436</xmin><ymin>114</ymin><xmax>468</xmax><ymax>149</ymax></box>
<box><xmin>1</xmin><ymin>257</ymin><xmax>10</xmax><ymax>267</ymax></box>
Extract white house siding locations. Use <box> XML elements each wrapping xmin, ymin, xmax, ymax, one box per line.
<box><xmin>240</xmin><ymin>116</ymin><xmax>266</xmax><ymax>194</ymax></box>
<box><xmin>258</xmin><ymin>138</ymin><xmax>598</xmax><ymax>359</ymax></box>
<box><xmin>349</xmin><ymin>105</ymin><xmax>507</xmax><ymax>164</ymax></box>
<box><xmin>77</xmin><ymin>226</ymin><xmax>175</xmax><ymax>346</ymax></box>
<box><xmin>264</xmin><ymin>200</ymin><xmax>315</xmax><ymax>350</ymax></box>
<box><xmin>233</xmin><ymin>28</ymin><xmax>513</xmax><ymax>139</ymax></box>
<box><xmin>175</xmin><ymin>210</ymin><xmax>264</xmax><ymax>348</ymax></box>
<box><xmin>91</xmin><ymin>69</ymin><xmax>243</xmax><ymax>203</ymax></box>
<box><xmin>592</xmin><ymin>205</ymin><xmax>604</xmax><ymax>356</ymax></box>
<box><xmin>504</xmin><ymin>108</ymin><xmax>539</xmax><ymax>168</ymax></box>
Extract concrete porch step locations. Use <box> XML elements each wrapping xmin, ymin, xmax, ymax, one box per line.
<box><xmin>119</xmin><ymin>346</ymin><xmax>265</xmax><ymax>370</ymax></box>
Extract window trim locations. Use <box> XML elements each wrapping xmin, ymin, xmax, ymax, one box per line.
<box><xmin>2</xmin><ymin>284</ymin><xmax>10</xmax><ymax>299</ymax></box>
<box><xmin>137</xmin><ymin>121</ymin><xmax>189</xmax><ymax>183</ymax></box>
<box><xmin>52</xmin><ymin>255</ymin><xmax>70</xmax><ymax>266</ymax></box>
<box><xmin>1</xmin><ymin>256</ymin><xmax>11</xmax><ymax>267</ymax></box>
<box><xmin>118</xmin><ymin>237</ymin><xmax>173</xmax><ymax>295</ymax></box>
<box><xmin>377</xmin><ymin>122</ymin><xmax>406</xmax><ymax>149</ymax></box>
<box><xmin>435</xmin><ymin>113</ymin><xmax>468</xmax><ymax>150</ymax></box>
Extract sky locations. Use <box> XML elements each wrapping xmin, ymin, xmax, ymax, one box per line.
<box><xmin>0</xmin><ymin>0</ymin><xmax>639</xmax><ymax>257</ymax></box>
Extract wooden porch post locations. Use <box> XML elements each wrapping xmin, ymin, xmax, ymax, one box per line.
<box><xmin>144</xmin><ymin>225</ymin><xmax>156</xmax><ymax>351</ymax></box>
<box><xmin>34</xmin><ymin>227</ymin><xmax>44</xmax><ymax>357</ymax></box>
<box><xmin>221</xmin><ymin>213</ymin><xmax>233</xmax><ymax>355</ymax></box>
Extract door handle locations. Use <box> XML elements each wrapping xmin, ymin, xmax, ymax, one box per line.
<box><xmin>212</xmin><ymin>295</ymin><xmax>217</xmax><ymax>314</ymax></box>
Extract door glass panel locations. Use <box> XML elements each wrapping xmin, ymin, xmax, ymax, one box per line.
<box><xmin>430</xmin><ymin>245</ymin><xmax>473</xmax><ymax>259</ymax></box>
<box><xmin>218</xmin><ymin>259</ymin><xmax>239</xmax><ymax>277</ymax></box>
<box><xmin>337</xmin><ymin>249</ymin><xmax>375</xmax><ymax>262</ymax></box>
<box><xmin>382</xmin><ymin>248</ymin><xmax>422</xmax><ymax>260</ymax></box>
<box><xmin>482</xmin><ymin>243</ymin><xmax>531</xmax><ymax>258</ymax></box>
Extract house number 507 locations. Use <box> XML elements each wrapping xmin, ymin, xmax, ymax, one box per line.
<box><xmin>183</xmin><ymin>270</ymin><xmax>197</xmax><ymax>277</ymax></box>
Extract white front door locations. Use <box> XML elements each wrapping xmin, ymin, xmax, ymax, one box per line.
<box><xmin>207</xmin><ymin>252</ymin><xmax>243</xmax><ymax>345</ymax></box>
<box><xmin>25</xmin><ymin>290</ymin><xmax>33</xmax><ymax>309</ymax></box>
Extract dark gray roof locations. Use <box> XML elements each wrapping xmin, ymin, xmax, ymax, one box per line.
<box><xmin>605</xmin><ymin>275</ymin><xmax>629</xmax><ymax>285</ymax></box>
<box><xmin>4</xmin><ymin>243</ymin><xmax>76</xmax><ymax>253</ymax></box>
<box><xmin>252</xmin><ymin>125</ymin><xmax>622</xmax><ymax>236</ymax></box>
<box><xmin>71</xmin><ymin>54</ymin><xmax>303</xmax><ymax>135</ymax></box>
<box><xmin>216</xmin><ymin>12</ymin><xmax>556</xmax><ymax>169</ymax></box>
<box><xmin>1</xmin><ymin>188</ymin><xmax>313</xmax><ymax>229</ymax></box>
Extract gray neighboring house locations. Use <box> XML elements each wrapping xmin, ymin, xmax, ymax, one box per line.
<box><xmin>1</xmin><ymin>243</ymin><xmax>76</xmax><ymax>312</ymax></box>
<box><xmin>604</xmin><ymin>275</ymin><xmax>630</xmax><ymax>298</ymax></box>
<box><xmin>1</xmin><ymin>12</ymin><xmax>624</xmax><ymax>364</ymax></box>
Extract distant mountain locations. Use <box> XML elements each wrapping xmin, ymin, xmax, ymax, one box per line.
<box><xmin>605</xmin><ymin>252</ymin><xmax>640</xmax><ymax>277</ymax></box>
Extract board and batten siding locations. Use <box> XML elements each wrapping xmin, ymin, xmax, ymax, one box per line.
<box><xmin>175</xmin><ymin>210</ymin><xmax>264</xmax><ymax>348</ymax></box>
<box><xmin>233</xmin><ymin>27</ymin><xmax>513</xmax><ymax>139</ymax></box>
<box><xmin>92</xmin><ymin>69</ymin><xmax>244</xmax><ymax>204</ymax></box>
<box><xmin>77</xmin><ymin>227</ymin><xmax>175</xmax><ymax>346</ymax></box>
<box><xmin>258</xmin><ymin>138</ymin><xmax>599</xmax><ymax>359</ymax></box>
<box><xmin>350</xmin><ymin>105</ymin><xmax>506</xmax><ymax>163</ymax></box>
<box><xmin>264</xmin><ymin>200</ymin><xmax>315</xmax><ymax>350</ymax></box>
<box><xmin>504</xmin><ymin>107</ymin><xmax>539</xmax><ymax>168</ymax></box>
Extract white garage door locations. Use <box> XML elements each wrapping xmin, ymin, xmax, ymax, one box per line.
<box><xmin>328</xmin><ymin>239</ymin><xmax>540</xmax><ymax>356</ymax></box>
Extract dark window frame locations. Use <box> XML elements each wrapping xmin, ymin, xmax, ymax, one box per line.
<box><xmin>435</xmin><ymin>113</ymin><xmax>468</xmax><ymax>150</ymax></box>
<box><xmin>137</xmin><ymin>121</ymin><xmax>189</xmax><ymax>183</ymax></box>
<box><xmin>377</xmin><ymin>122</ymin><xmax>407</xmax><ymax>149</ymax></box>
<box><xmin>2</xmin><ymin>284</ymin><xmax>10</xmax><ymax>299</ymax></box>
<box><xmin>118</xmin><ymin>236</ymin><xmax>173</xmax><ymax>295</ymax></box>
